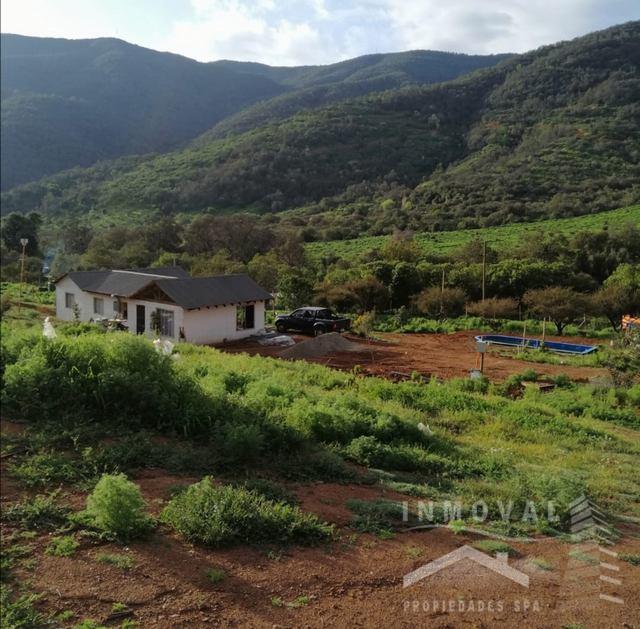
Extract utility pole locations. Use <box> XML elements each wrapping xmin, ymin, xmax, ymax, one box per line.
<box><xmin>18</xmin><ymin>238</ymin><xmax>29</xmax><ymax>316</ymax></box>
<box><xmin>481</xmin><ymin>239</ymin><xmax>487</xmax><ymax>303</ymax></box>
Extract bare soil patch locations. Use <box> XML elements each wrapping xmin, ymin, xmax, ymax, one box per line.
<box><xmin>3</xmin><ymin>467</ymin><xmax>638</xmax><ymax>628</ymax></box>
<box><xmin>219</xmin><ymin>331</ymin><xmax>607</xmax><ymax>382</ymax></box>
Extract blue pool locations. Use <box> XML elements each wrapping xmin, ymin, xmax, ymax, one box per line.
<box><xmin>475</xmin><ymin>334</ymin><xmax>598</xmax><ymax>355</ymax></box>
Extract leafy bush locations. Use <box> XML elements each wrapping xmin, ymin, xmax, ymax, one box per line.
<box><xmin>46</xmin><ymin>535</ymin><xmax>79</xmax><ymax>557</ymax></box>
<box><xmin>343</xmin><ymin>436</ymin><xmax>450</xmax><ymax>474</ymax></box>
<box><xmin>95</xmin><ymin>553</ymin><xmax>134</xmax><ymax>570</ymax></box>
<box><xmin>2</xmin><ymin>492</ymin><xmax>69</xmax><ymax>530</ymax></box>
<box><xmin>0</xmin><ymin>585</ymin><xmax>44</xmax><ymax>628</ymax></box>
<box><xmin>472</xmin><ymin>540</ymin><xmax>516</xmax><ymax>556</ymax></box>
<box><xmin>240</xmin><ymin>479</ymin><xmax>297</xmax><ymax>505</ymax></box>
<box><xmin>206</xmin><ymin>567</ymin><xmax>226</xmax><ymax>583</ymax></box>
<box><xmin>10</xmin><ymin>452</ymin><xmax>82</xmax><ymax>487</ymax></box>
<box><xmin>416</xmin><ymin>287</ymin><xmax>467</xmax><ymax>319</ymax></box>
<box><xmin>161</xmin><ymin>477</ymin><xmax>333</xmax><ymax>547</ymax></box>
<box><xmin>346</xmin><ymin>498</ymin><xmax>404</xmax><ymax>534</ymax></box>
<box><xmin>1</xmin><ymin>334</ymin><xmax>211</xmax><ymax>436</ymax></box>
<box><xmin>81</xmin><ymin>474</ymin><xmax>153</xmax><ymax>541</ymax></box>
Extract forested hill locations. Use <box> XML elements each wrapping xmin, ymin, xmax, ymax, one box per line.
<box><xmin>2</xmin><ymin>21</ymin><xmax>639</xmax><ymax>235</ymax></box>
<box><xmin>0</xmin><ymin>35</ymin><xmax>506</xmax><ymax>191</ymax></box>
<box><xmin>201</xmin><ymin>50</ymin><xmax>512</xmax><ymax>140</ymax></box>
<box><xmin>0</xmin><ymin>35</ymin><xmax>288</xmax><ymax>190</ymax></box>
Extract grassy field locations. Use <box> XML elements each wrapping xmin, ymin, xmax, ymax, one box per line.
<box><xmin>1</xmin><ymin>321</ymin><xmax>638</xmax><ymax>624</ymax></box>
<box><xmin>2</xmin><ymin>327</ymin><xmax>638</xmax><ymax>521</ymax></box>
<box><xmin>306</xmin><ymin>205</ymin><xmax>640</xmax><ymax>261</ymax></box>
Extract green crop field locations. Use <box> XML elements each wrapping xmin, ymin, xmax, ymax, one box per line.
<box><xmin>306</xmin><ymin>205</ymin><xmax>640</xmax><ymax>261</ymax></box>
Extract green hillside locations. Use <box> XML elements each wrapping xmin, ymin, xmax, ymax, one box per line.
<box><xmin>306</xmin><ymin>204</ymin><xmax>640</xmax><ymax>261</ymax></box>
<box><xmin>3</xmin><ymin>21</ymin><xmax>638</xmax><ymax>233</ymax></box>
<box><xmin>203</xmin><ymin>50</ymin><xmax>511</xmax><ymax>140</ymax></box>
<box><xmin>0</xmin><ymin>35</ymin><xmax>288</xmax><ymax>190</ymax></box>
<box><xmin>0</xmin><ymin>35</ymin><xmax>505</xmax><ymax>191</ymax></box>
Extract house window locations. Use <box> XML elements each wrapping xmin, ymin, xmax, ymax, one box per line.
<box><xmin>236</xmin><ymin>304</ymin><xmax>255</xmax><ymax>330</ymax></box>
<box><xmin>156</xmin><ymin>308</ymin><xmax>174</xmax><ymax>337</ymax></box>
<box><xmin>113</xmin><ymin>300</ymin><xmax>119</xmax><ymax>314</ymax></box>
<box><xmin>65</xmin><ymin>292</ymin><xmax>75</xmax><ymax>308</ymax></box>
<box><xmin>93</xmin><ymin>297</ymin><xmax>104</xmax><ymax>316</ymax></box>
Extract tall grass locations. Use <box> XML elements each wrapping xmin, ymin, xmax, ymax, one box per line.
<box><xmin>2</xmin><ymin>328</ymin><xmax>638</xmax><ymax>523</ymax></box>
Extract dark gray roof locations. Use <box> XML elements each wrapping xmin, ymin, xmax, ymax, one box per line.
<box><xmin>62</xmin><ymin>266</ymin><xmax>188</xmax><ymax>297</ymax></box>
<box><xmin>153</xmin><ymin>274</ymin><xmax>272</xmax><ymax>309</ymax></box>
<box><xmin>128</xmin><ymin>266</ymin><xmax>190</xmax><ymax>278</ymax></box>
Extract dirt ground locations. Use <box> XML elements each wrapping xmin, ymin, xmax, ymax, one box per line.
<box><xmin>218</xmin><ymin>330</ymin><xmax>607</xmax><ymax>382</ymax></box>
<box><xmin>2</xmin><ymin>460</ymin><xmax>638</xmax><ymax>628</ymax></box>
<box><xmin>2</xmin><ymin>413</ymin><xmax>639</xmax><ymax>628</ymax></box>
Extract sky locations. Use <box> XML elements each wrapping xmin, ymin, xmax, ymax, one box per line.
<box><xmin>2</xmin><ymin>0</ymin><xmax>638</xmax><ymax>66</ymax></box>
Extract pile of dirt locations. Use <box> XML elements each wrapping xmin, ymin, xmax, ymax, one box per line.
<box><xmin>279</xmin><ymin>332</ymin><xmax>365</xmax><ymax>359</ymax></box>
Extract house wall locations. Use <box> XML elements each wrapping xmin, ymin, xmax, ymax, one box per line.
<box><xmin>55</xmin><ymin>277</ymin><xmax>120</xmax><ymax>322</ymax></box>
<box><xmin>124</xmin><ymin>299</ymin><xmax>185</xmax><ymax>340</ymax></box>
<box><xmin>182</xmin><ymin>301</ymin><xmax>266</xmax><ymax>344</ymax></box>
<box><xmin>56</xmin><ymin>278</ymin><xmax>266</xmax><ymax>344</ymax></box>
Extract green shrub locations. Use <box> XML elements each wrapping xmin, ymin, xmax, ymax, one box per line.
<box><xmin>343</xmin><ymin>436</ymin><xmax>450</xmax><ymax>474</ymax></box>
<box><xmin>10</xmin><ymin>452</ymin><xmax>82</xmax><ymax>487</ymax></box>
<box><xmin>82</xmin><ymin>474</ymin><xmax>153</xmax><ymax>541</ymax></box>
<box><xmin>346</xmin><ymin>498</ymin><xmax>404</xmax><ymax>535</ymax></box>
<box><xmin>206</xmin><ymin>567</ymin><xmax>226</xmax><ymax>583</ymax></box>
<box><xmin>240</xmin><ymin>479</ymin><xmax>297</xmax><ymax>505</ymax></box>
<box><xmin>2</xmin><ymin>492</ymin><xmax>69</xmax><ymax>530</ymax></box>
<box><xmin>619</xmin><ymin>553</ymin><xmax>640</xmax><ymax>566</ymax></box>
<box><xmin>276</xmin><ymin>447</ymin><xmax>356</xmax><ymax>482</ymax></box>
<box><xmin>46</xmin><ymin>535</ymin><xmax>79</xmax><ymax>557</ymax></box>
<box><xmin>472</xmin><ymin>540</ymin><xmax>517</xmax><ymax>556</ymax></box>
<box><xmin>1</xmin><ymin>334</ymin><xmax>211</xmax><ymax>436</ymax></box>
<box><xmin>0</xmin><ymin>585</ymin><xmax>44</xmax><ymax>628</ymax></box>
<box><xmin>161</xmin><ymin>477</ymin><xmax>333</xmax><ymax>547</ymax></box>
<box><xmin>95</xmin><ymin>553</ymin><xmax>134</xmax><ymax>570</ymax></box>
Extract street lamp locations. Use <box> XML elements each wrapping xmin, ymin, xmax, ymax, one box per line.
<box><xmin>18</xmin><ymin>238</ymin><xmax>29</xmax><ymax>316</ymax></box>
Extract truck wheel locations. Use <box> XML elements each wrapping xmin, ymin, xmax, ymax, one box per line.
<box><xmin>314</xmin><ymin>326</ymin><xmax>326</xmax><ymax>336</ymax></box>
<box><xmin>276</xmin><ymin>323</ymin><xmax>286</xmax><ymax>333</ymax></box>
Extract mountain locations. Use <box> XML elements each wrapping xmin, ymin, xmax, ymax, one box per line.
<box><xmin>0</xmin><ymin>35</ymin><xmax>507</xmax><ymax>191</ymax></box>
<box><xmin>0</xmin><ymin>34</ymin><xmax>286</xmax><ymax>190</ymax></box>
<box><xmin>202</xmin><ymin>50</ymin><xmax>511</xmax><ymax>140</ymax></box>
<box><xmin>2</xmin><ymin>22</ymin><xmax>639</xmax><ymax>235</ymax></box>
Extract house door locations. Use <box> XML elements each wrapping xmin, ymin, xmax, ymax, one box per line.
<box><xmin>136</xmin><ymin>305</ymin><xmax>145</xmax><ymax>334</ymax></box>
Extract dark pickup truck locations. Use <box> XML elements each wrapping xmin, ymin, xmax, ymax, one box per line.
<box><xmin>275</xmin><ymin>307</ymin><xmax>350</xmax><ymax>336</ymax></box>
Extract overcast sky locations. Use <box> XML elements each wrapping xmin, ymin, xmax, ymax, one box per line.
<box><xmin>2</xmin><ymin>0</ymin><xmax>638</xmax><ymax>65</ymax></box>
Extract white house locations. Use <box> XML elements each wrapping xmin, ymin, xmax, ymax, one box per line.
<box><xmin>54</xmin><ymin>266</ymin><xmax>271</xmax><ymax>344</ymax></box>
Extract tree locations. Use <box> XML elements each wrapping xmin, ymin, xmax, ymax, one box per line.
<box><xmin>591</xmin><ymin>284</ymin><xmax>640</xmax><ymax>332</ymax></box>
<box><xmin>523</xmin><ymin>287</ymin><xmax>589</xmax><ymax>335</ymax></box>
<box><xmin>273</xmin><ymin>231</ymin><xmax>306</xmax><ymax>267</ymax></box>
<box><xmin>381</xmin><ymin>232</ymin><xmax>421</xmax><ymax>263</ymax></box>
<box><xmin>143</xmin><ymin>217</ymin><xmax>183</xmax><ymax>254</ymax></box>
<box><xmin>189</xmin><ymin>251</ymin><xmax>246</xmax><ymax>277</ymax></box>
<box><xmin>184</xmin><ymin>214</ymin><xmax>273</xmax><ymax>262</ymax></box>
<box><xmin>416</xmin><ymin>287</ymin><xmax>467</xmax><ymax>319</ymax></box>
<box><xmin>49</xmin><ymin>252</ymin><xmax>82</xmax><ymax>278</ymax></box>
<box><xmin>248</xmin><ymin>251</ymin><xmax>283</xmax><ymax>293</ymax></box>
<box><xmin>389</xmin><ymin>262</ymin><xmax>422</xmax><ymax>308</ymax></box>
<box><xmin>322</xmin><ymin>277</ymin><xmax>389</xmax><ymax>313</ymax></box>
<box><xmin>452</xmin><ymin>238</ymin><xmax>497</xmax><ymax>264</ymax></box>
<box><xmin>1</xmin><ymin>212</ymin><xmax>41</xmax><ymax>256</ymax></box>
<box><xmin>58</xmin><ymin>219</ymin><xmax>93</xmax><ymax>255</ymax></box>
<box><xmin>276</xmin><ymin>272</ymin><xmax>314</xmax><ymax>310</ymax></box>
<box><xmin>604</xmin><ymin>263</ymin><xmax>640</xmax><ymax>292</ymax></box>
<box><xmin>467</xmin><ymin>297</ymin><xmax>519</xmax><ymax>330</ymax></box>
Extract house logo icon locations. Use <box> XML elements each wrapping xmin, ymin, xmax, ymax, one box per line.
<box><xmin>403</xmin><ymin>545</ymin><xmax>529</xmax><ymax>588</ymax></box>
